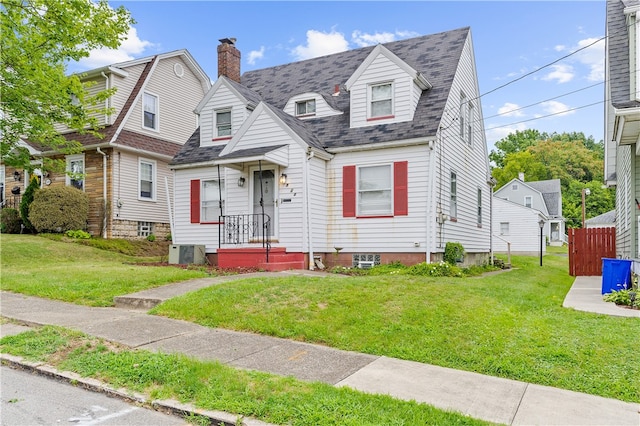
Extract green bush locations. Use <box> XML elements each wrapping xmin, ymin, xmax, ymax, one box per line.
<box><xmin>408</xmin><ymin>261</ymin><xmax>464</xmax><ymax>277</ymax></box>
<box><xmin>29</xmin><ymin>186</ymin><xmax>89</xmax><ymax>233</ymax></box>
<box><xmin>604</xmin><ymin>290</ymin><xmax>638</xmax><ymax>308</ymax></box>
<box><xmin>1</xmin><ymin>208</ymin><xmax>23</xmax><ymax>234</ymax></box>
<box><xmin>19</xmin><ymin>176</ymin><xmax>39</xmax><ymax>233</ymax></box>
<box><xmin>443</xmin><ymin>242</ymin><xmax>465</xmax><ymax>265</ymax></box>
<box><xmin>146</xmin><ymin>234</ymin><xmax>156</xmax><ymax>242</ymax></box>
<box><xmin>66</xmin><ymin>229</ymin><xmax>91</xmax><ymax>239</ymax></box>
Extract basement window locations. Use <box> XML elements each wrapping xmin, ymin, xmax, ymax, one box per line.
<box><xmin>138</xmin><ymin>221</ymin><xmax>153</xmax><ymax>237</ymax></box>
<box><xmin>352</xmin><ymin>253</ymin><xmax>381</xmax><ymax>268</ymax></box>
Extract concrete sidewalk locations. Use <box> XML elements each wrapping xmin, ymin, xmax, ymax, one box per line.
<box><xmin>1</xmin><ymin>272</ymin><xmax>639</xmax><ymax>425</ymax></box>
<box><xmin>563</xmin><ymin>275</ymin><xmax>640</xmax><ymax>317</ymax></box>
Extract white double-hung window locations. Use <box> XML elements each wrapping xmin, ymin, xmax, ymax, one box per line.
<box><xmin>201</xmin><ymin>179</ymin><xmax>225</xmax><ymax>222</ymax></box>
<box><xmin>216</xmin><ymin>109</ymin><xmax>231</xmax><ymax>137</ymax></box>
<box><xmin>139</xmin><ymin>159</ymin><xmax>155</xmax><ymax>200</ymax></box>
<box><xmin>143</xmin><ymin>92</ymin><xmax>158</xmax><ymax>130</ymax></box>
<box><xmin>358</xmin><ymin>164</ymin><xmax>392</xmax><ymax>216</ymax></box>
<box><xmin>369</xmin><ymin>82</ymin><xmax>393</xmax><ymax>118</ymax></box>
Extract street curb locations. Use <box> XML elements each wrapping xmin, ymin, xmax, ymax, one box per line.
<box><xmin>0</xmin><ymin>353</ymin><xmax>276</xmax><ymax>426</ymax></box>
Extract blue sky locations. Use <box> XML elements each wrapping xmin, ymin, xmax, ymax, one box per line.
<box><xmin>74</xmin><ymin>1</ymin><xmax>606</xmax><ymax>153</ymax></box>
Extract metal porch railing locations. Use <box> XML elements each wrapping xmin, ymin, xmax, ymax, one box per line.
<box><xmin>218</xmin><ymin>213</ymin><xmax>271</xmax><ymax>261</ymax></box>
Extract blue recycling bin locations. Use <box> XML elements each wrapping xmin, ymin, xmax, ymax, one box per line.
<box><xmin>601</xmin><ymin>258</ymin><xmax>632</xmax><ymax>294</ymax></box>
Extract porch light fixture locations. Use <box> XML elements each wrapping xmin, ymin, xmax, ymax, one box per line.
<box><xmin>237</xmin><ymin>176</ymin><xmax>245</xmax><ymax>187</ymax></box>
<box><xmin>279</xmin><ymin>173</ymin><xmax>288</xmax><ymax>185</ymax></box>
<box><xmin>13</xmin><ymin>170</ymin><xmax>21</xmax><ymax>181</ymax></box>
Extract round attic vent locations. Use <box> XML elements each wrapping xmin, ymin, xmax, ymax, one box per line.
<box><xmin>174</xmin><ymin>63</ymin><xmax>184</xmax><ymax>78</ymax></box>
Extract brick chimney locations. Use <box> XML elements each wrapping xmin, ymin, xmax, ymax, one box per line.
<box><xmin>217</xmin><ymin>38</ymin><xmax>241</xmax><ymax>83</ymax></box>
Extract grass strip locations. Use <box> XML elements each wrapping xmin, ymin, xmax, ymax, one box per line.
<box><xmin>0</xmin><ymin>326</ymin><xmax>493</xmax><ymax>426</ymax></box>
<box><xmin>151</xmin><ymin>254</ymin><xmax>640</xmax><ymax>403</ymax></box>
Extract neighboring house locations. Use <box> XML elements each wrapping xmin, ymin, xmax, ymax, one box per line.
<box><xmin>493</xmin><ymin>176</ymin><xmax>565</xmax><ymax>246</ymax></box>
<box><xmin>605</xmin><ymin>0</ymin><xmax>640</xmax><ymax>258</ymax></box>
<box><xmin>2</xmin><ymin>50</ymin><xmax>211</xmax><ymax>238</ymax></box>
<box><xmin>492</xmin><ymin>197</ymin><xmax>547</xmax><ymax>255</ymax></box>
<box><xmin>170</xmin><ymin>30</ymin><xmax>493</xmax><ymax>270</ymax></box>
<box><xmin>585</xmin><ymin>210</ymin><xmax>616</xmax><ymax>228</ymax></box>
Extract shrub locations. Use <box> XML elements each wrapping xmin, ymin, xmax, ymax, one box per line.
<box><xmin>1</xmin><ymin>208</ymin><xmax>23</xmax><ymax>234</ymax></box>
<box><xmin>29</xmin><ymin>186</ymin><xmax>89</xmax><ymax>233</ymax></box>
<box><xmin>407</xmin><ymin>261</ymin><xmax>464</xmax><ymax>277</ymax></box>
<box><xmin>604</xmin><ymin>289</ymin><xmax>638</xmax><ymax>309</ymax></box>
<box><xmin>66</xmin><ymin>229</ymin><xmax>91</xmax><ymax>239</ymax></box>
<box><xmin>19</xmin><ymin>176</ymin><xmax>39</xmax><ymax>233</ymax></box>
<box><xmin>146</xmin><ymin>234</ymin><xmax>156</xmax><ymax>242</ymax></box>
<box><xmin>443</xmin><ymin>242</ymin><xmax>465</xmax><ymax>265</ymax></box>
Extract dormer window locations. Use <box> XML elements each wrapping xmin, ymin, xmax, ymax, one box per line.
<box><xmin>216</xmin><ymin>109</ymin><xmax>231</xmax><ymax>137</ymax></box>
<box><xmin>296</xmin><ymin>99</ymin><xmax>316</xmax><ymax>116</ymax></box>
<box><xmin>369</xmin><ymin>82</ymin><xmax>393</xmax><ymax>119</ymax></box>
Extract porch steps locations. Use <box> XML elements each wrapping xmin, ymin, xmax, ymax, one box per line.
<box><xmin>218</xmin><ymin>247</ymin><xmax>305</xmax><ymax>271</ymax></box>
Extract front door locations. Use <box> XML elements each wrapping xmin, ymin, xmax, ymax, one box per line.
<box><xmin>252</xmin><ymin>168</ymin><xmax>276</xmax><ymax>239</ymax></box>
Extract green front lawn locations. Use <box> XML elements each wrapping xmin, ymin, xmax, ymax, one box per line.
<box><xmin>151</xmin><ymin>254</ymin><xmax>639</xmax><ymax>403</ymax></box>
<box><xmin>0</xmin><ymin>234</ymin><xmax>209</xmax><ymax>306</ymax></box>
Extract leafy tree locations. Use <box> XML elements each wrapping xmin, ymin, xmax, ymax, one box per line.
<box><xmin>489</xmin><ymin>129</ymin><xmax>544</xmax><ymax>167</ymax></box>
<box><xmin>492</xmin><ymin>150</ymin><xmax>550</xmax><ymax>188</ymax></box>
<box><xmin>1</xmin><ymin>0</ymin><xmax>133</xmax><ymax>167</ymax></box>
<box><xmin>491</xmin><ymin>130</ymin><xmax>613</xmax><ymax>228</ymax></box>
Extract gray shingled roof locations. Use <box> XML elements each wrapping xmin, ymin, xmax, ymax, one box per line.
<box><xmin>585</xmin><ymin>209</ymin><xmax>616</xmax><ymax>225</ymax></box>
<box><xmin>171</xmin><ymin>27</ymin><xmax>469</xmax><ymax>166</ymax></box>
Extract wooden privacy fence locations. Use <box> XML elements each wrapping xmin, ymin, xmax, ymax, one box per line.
<box><xmin>568</xmin><ymin>227</ymin><xmax>616</xmax><ymax>276</ymax></box>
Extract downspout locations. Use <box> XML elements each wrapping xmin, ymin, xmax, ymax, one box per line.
<box><xmin>304</xmin><ymin>149</ymin><xmax>315</xmax><ymax>270</ymax></box>
<box><xmin>96</xmin><ymin>147</ymin><xmax>107</xmax><ymax>238</ymax></box>
<box><xmin>488</xmin><ymin>177</ymin><xmax>497</xmax><ymax>265</ymax></box>
<box><xmin>426</xmin><ymin>139</ymin><xmax>437</xmax><ymax>263</ymax></box>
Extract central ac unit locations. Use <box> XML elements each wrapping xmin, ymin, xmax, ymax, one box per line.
<box><xmin>169</xmin><ymin>245</ymin><xmax>206</xmax><ymax>265</ymax></box>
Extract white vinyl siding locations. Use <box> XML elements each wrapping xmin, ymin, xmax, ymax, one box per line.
<box><xmin>139</xmin><ymin>158</ymin><xmax>156</xmax><ymax>201</ymax></box>
<box><xmin>431</xmin><ymin>35</ymin><xmax>490</xmax><ymax>254</ymax></box>
<box><xmin>616</xmin><ymin>145</ymin><xmax>632</xmax><ymax>257</ymax></box>
<box><xmin>493</xmin><ymin>197</ymin><xmax>546</xmax><ymax>255</ymax></box>
<box><xmin>348</xmin><ymin>53</ymin><xmax>417</xmax><ymax>128</ymax></box>
<box><xmin>124</xmin><ymin>56</ymin><xmax>206</xmax><ymax>144</ymax></box>
<box><xmin>199</xmin><ymin>83</ymin><xmax>249</xmax><ymax>147</ymax></box>
<box><xmin>326</xmin><ymin>145</ymin><xmax>431</xmax><ymax>253</ymax></box>
<box><xmin>112</xmin><ymin>151</ymin><xmax>172</xmax><ymax>224</ymax></box>
<box><xmin>284</xmin><ymin>92</ymin><xmax>342</xmax><ymax>118</ymax></box>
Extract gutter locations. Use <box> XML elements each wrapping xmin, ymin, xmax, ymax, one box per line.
<box><xmin>304</xmin><ymin>149</ymin><xmax>315</xmax><ymax>270</ymax></box>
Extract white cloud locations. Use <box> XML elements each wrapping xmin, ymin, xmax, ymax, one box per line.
<box><xmin>291</xmin><ymin>30</ymin><xmax>349</xmax><ymax>60</ymax></box>
<box><xmin>351</xmin><ymin>30</ymin><xmax>396</xmax><ymax>47</ymax></box>
<box><xmin>485</xmin><ymin>123</ymin><xmax>527</xmax><ymax>148</ymax></box>
<box><xmin>541</xmin><ymin>64</ymin><xmax>574</xmax><ymax>84</ymax></box>
<box><xmin>247</xmin><ymin>46</ymin><xmax>265</xmax><ymax>65</ymax></box>
<box><xmin>540</xmin><ymin>100</ymin><xmax>575</xmax><ymax>116</ymax></box>
<box><xmin>574</xmin><ymin>37</ymin><xmax>605</xmax><ymax>82</ymax></box>
<box><xmin>351</xmin><ymin>30</ymin><xmax>420</xmax><ymax>47</ymax></box>
<box><xmin>76</xmin><ymin>27</ymin><xmax>153</xmax><ymax>69</ymax></box>
<box><xmin>497</xmin><ymin>102</ymin><xmax>524</xmax><ymax>117</ymax></box>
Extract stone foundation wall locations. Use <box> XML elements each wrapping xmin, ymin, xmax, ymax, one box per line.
<box><xmin>111</xmin><ymin>219</ymin><xmax>171</xmax><ymax>240</ymax></box>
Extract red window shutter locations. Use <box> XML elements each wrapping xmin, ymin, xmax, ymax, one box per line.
<box><xmin>394</xmin><ymin>161</ymin><xmax>408</xmax><ymax>216</ymax></box>
<box><xmin>343</xmin><ymin>165</ymin><xmax>356</xmax><ymax>217</ymax></box>
<box><xmin>190</xmin><ymin>179</ymin><xmax>200</xmax><ymax>223</ymax></box>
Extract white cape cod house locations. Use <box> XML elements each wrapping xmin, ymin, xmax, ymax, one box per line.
<box><xmin>170</xmin><ymin>29</ymin><xmax>492</xmax><ymax>270</ymax></box>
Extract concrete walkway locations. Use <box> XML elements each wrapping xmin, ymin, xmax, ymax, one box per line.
<box><xmin>563</xmin><ymin>275</ymin><xmax>640</xmax><ymax>317</ymax></box>
<box><xmin>1</xmin><ymin>271</ymin><xmax>639</xmax><ymax>425</ymax></box>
